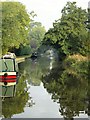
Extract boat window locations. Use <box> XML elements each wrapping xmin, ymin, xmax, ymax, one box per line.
<box><xmin>15</xmin><ymin>61</ymin><xmax>18</xmax><ymax>72</ymax></box>
<box><xmin>0</xmin><ymin>59</ymin><xmax>15</xmax><ymax>72</ymax></box>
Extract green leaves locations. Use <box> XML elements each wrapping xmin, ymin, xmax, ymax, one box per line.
<box><xmin>28</xmin><ymin>21</ymin><xmax>46</xmax><ymax>52</ymax></box>
<box><xmin>2</xmin><ymin>2</ymin><xmax>30</xmax><ymax>54</ymax></box>
<box><xmin>43</xmin><ymin>2</ymin><xmax>88</xmax><ymax>56</ymax></box>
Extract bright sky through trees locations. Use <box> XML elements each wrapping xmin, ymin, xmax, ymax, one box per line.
<box><xmin>17</xmin><ymin>0</ymin><xmax>89</xmax><ymax>31</ymax></box>
<box><xmin>1</xmin><ymin>0</ymin><xmax>89</xmax><ymax>30</ymax></box>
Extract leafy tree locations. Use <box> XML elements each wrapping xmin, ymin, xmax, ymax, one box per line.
<box><xmin>43</xmin><ymin>2</ymin><xmax>88</xmax><ymax>56</ymax></box>
<box><xmin>13</xmin><ymin>11</ymin><xmax>46</xmax><ymax>56</ymax></box>
<box><xmin>2</xmin><ymin>2</ymin><xmax>30</xmax><ymax>54</ymax></box>
<box><xmin>87</xmin><ymin>4</ymin><xmax>90</xmax><ymax>30</ymax></box>
<box><xmin>17</xmin><ymin>45</ymin><xmax>32</xmax><ymax>56</ymax></box>
<box><xmin>86</xmin><ymin>6</ymin><xmax>90</xmax><ymax>56</ymax></box>
<box><xmin>28</xmin><ymin>21</ymin><xmax>46</xmax><ymax>53</ymax></box>
<box><xmin>0</xmin><ymin>2</ymin><xmax>2</xmax><ymax>57</ymax></box>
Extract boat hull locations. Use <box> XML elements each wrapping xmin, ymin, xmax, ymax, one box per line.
<box><xmin>0</xmin><ymin>85</ymin><xmax>16</xmax><ymax>97</ymax></box>
<box><xmin>0</xmin><ymin>72</ymin><xmax>17</xmax><ymax>86</ymax></box>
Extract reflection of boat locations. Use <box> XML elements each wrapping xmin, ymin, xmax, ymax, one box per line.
<box><xmin>0</xmin><ymin>53</ymin><xmax>19</xmax><ymax>97</ymax></box>
<box><xmin>31</xmin><ymin>52</ymin><xmax>38</xmax><ymax>59</ymax></box>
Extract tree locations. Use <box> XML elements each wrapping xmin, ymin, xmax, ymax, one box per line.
<box><xmin>28</xmin><ymin>21</ymin><xmax>46</xmax><ymax>53</ymax></box>
<box><xmin>13</xmin><ymin>11</ymin><xmax>46</xmax><ymax>56</ymax></box>
<box><xmin>0</xmin><ymin>2</ymin><xmax>2</xmax><ymax>57</ymax></box>
<box><xmin>43</xmin><ymin>2</ymin><xmax>88</xmax><ymax>56</ymax></box>
<box><xmin>2</xmin><ymin>2</ymin><xmax>30</xmax><ymax>54</ymax></box>
<box><xmin>59</xmin><ymin>2</ymin><xmax>87</xmax><ymax>55</ymax></box>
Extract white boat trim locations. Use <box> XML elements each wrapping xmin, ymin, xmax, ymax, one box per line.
<box><xmin>0</xmin><ymin>82</ymin><xmax>16</xmax><ymax>86</ymax></box>
<box><xmin>0</xmin><ymin>72</ymin><xmax>16</xmax><ymax>75</ymax></box>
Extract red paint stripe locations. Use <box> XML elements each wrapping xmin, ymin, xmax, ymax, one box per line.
<box><xmin>0</xmin><ymin>75</ymin><xmax>16</xmax><ymax>79</ymax></box>
<box><xmin>0</xmin><ymin>79</ymin><xmax>16</xmax><ymax>82</ymax></box>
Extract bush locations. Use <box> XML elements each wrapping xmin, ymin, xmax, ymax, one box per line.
<box><xmin>20</xmin><ymin>45</ymin><xmax>31</xmax><ymax>55</ymax></box>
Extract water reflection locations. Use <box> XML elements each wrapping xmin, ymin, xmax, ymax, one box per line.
<box><xmin>2</xmin><ymin>66</ymin><xmax>34</xmax><ymax>118</ymax></box>
<box><xmin>19</xmin><ymin>57</ymin><xmax>52</xmax><ymax>86</ymax></box>
<box><xmin>42</xmin><ymin>60</ymin><xmax>89</xmax><ymax>119</ymax></box>
<box><xmin>2</xmin><ymin>52</ymin><xmax>89</xmax><ymax>119</ymax></box>
<box><xmin>2</xmin><ymin>54</ymin><xmax>55</xmax><ymax>118</ymax></box>
<box><xmin>88</xmin><ymin>62</ymin><xmax>90</xmax><ymax>118</ymax></box>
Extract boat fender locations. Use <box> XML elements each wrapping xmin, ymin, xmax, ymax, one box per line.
<box><xmin>4</xmin><ymin>73</ymin><xmax>8</xmax><ymax>85</ymax></box>
<box><xmin>4</xmin><ymin>82</ymin><xmax>7</xmax><ymax>86</ymax></box>
<box><xmin>4</xmin><ymin>73</ymin><xmax>8</xmax><ymax>77</ymax></box>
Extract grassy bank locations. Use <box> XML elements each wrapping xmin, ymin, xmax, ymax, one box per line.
<box><xmin>63</xmin><ymin>54</ymin><xmax>89</xmax><ymax>77</ymax></box>
<box><xmin>68</xmin><ymin>54</ymin><xmax>89</xmax><ymax>62</ymax></box>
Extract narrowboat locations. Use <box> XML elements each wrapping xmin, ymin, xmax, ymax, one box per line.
<box><xmin>0</xmin><ymin>53</ymin><xmax>19</xmax><ymax>97</ymax></box>
<box><xmin>31</xmin><ymin>52</ymin><xmax>38</xmax><ymax>59</ymax></box>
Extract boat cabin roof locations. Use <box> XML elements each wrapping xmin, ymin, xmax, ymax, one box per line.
<box><xmin>2</xmin><ymin>53</ymin><xmax>16</xmax><ymax>59</ymax></box>
<box><xmin>0</xmin><ymin>53</ymin><xmax>18</xmax><ymax>72</ymax></box>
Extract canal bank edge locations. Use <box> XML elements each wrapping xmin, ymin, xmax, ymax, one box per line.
<box><xmin>16</xmin><ymin>55</ymin><xmax>31</xmax><ymax>63</ymax></box>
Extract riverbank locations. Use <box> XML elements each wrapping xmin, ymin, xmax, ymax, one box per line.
<box><xmin>16</xmin><ymin>55</ymin><xmax>31</xmax><ymax>63</ymax></box>
<box><xmin>16</xmin><ymin>53</ymin><xmax>89</xmax><ymax>64</ymax></box>
<box><xmin>68</xmin><ymin>54</ymin><xmax>89</xmax><ymax>61</ymax></box>
<box><xmin>64</xmin><ymin>54</ymin><xmax>89</xmax><ymax>74</ymax></box>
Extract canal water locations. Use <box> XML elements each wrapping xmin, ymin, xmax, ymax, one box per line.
<box><xmin>2</xmin><ymin>50</ymin><xmax>89</xmax><ymax>119</ymax></box>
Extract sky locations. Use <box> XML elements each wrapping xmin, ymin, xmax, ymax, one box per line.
<box><xmin>2</xmin><ymin>0</ymin><xmax>90</xmax><ymax>31</ymax></box>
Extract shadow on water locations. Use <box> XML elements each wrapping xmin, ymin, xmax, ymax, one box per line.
<box><xmin>42</xmin><ymin>58</ymin><xmax>89</xmax><ymax>119</ymax></box>
<box><xmin>2</xmin><ymin>49</ymin><xmax>89</xmax><ymax>119</ymax></box>
<box><xmin>2</xmin><ymin>54</ymin><xmax>53</xmax><ymax>118</ymax></box>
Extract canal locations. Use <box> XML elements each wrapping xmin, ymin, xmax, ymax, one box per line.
<box><xmin>2</xmin><ymin>50</ymin><xmax>89</xmax><ymax>119</ymax></box>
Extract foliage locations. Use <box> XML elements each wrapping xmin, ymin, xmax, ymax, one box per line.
<box><xmin>28</xmin><ymin>21</ymin><xmax>46</xmax><ymax>53</ymax></box>
<box><xmin>64</xmin><ymin>56</ymin><xmax>89</xmax><ymax>71</ymax></box>
<box><xmin>15</xmin><ymin>45</ymin><xmax>31</xmax><ymax>56</ymax></box>
<box><xmin>43</xmin><ymin>2</ymin><xmax>88</xmax><ymax>56</ymax></box>
<box><xmin>2</xmin><ymin>2</ymin><xmax>30</xmax><ymax>54</ymax></box>
<box><xmin>87</xmin><ymin>8</ymin><xmax>90</xmax><ymax>30</ymax></box>
<box><xmin>14</xmin><ymin>11</ymin><xmax>46</xmax><ymax>56</ymax></box>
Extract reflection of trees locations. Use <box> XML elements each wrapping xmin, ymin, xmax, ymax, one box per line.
<box><xmin>18</xmin><ymin>59</ymin><xmax>41</xmax><ymax>86</ymax></box>
<box><xmin>88</xmin><ymin>61</ymin><xmax>90</xmax><ymax>116</ymax></box>
<box><xmin>18</xmin><ymin>57</ymin><xmax>51</xmax><ymax>86</ymax></box>
<box><xmin>42</xmin><ymin>60</ymin><xmax>88</xmax><ymax>119</ymax></box>
<box><xmin>2</xmin><ymin>72</ymin><xmax>33</xmax><ymax>118</ymax></box>
<box><xmin>2</xmin><ymin>57</ymin><xmax>52</xmax><ymax>118</ymax></box>
<box><xmin>59</xmin><ymin>72</ymin><xmax>88</xmax><ymax>118</ymax></box>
